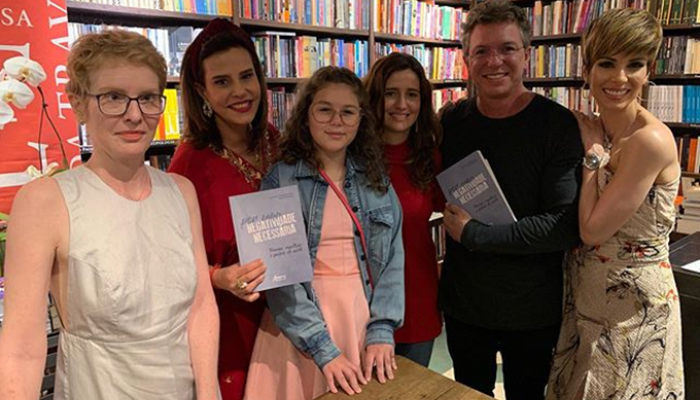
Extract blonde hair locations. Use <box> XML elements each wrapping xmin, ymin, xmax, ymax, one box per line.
<box><xmin>582</xmin><ymin>8</ymin><xmax>662</xmax><ymax>71</ymax></box>
<box><xmin>66</xmin><ymin>30</ymin><xmax>167</xmax><ymax>97</ymax></box>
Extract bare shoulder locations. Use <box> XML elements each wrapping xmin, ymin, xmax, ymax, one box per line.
<box><xmin>168</xmin><ymin>173</ymin><xmax>197</xmax><ymax>205</ymax></box>
<box><xmin>626</xmin><ymin>120</ymin><xmax>676</xmax><ymax>159</ymax></box>
<box><xmin>12</xmin><ymin>177</ymin><xmax>65</xmax><ymax>216</ymax></box>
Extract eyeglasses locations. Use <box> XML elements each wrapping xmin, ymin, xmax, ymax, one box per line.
<box><xmin>89</xmin><ymin>92</ymin><xmax>166</xmax><ymax>116</ymax></box>
<box><xmin>468</xmin><ymin>45</ymin><xmax>525</xmax><ymax>61</ymax></box>
<box><xmin>310</xmin><ymin>103</ymin><xmax>363</xmax><ymax>126</ymax></box>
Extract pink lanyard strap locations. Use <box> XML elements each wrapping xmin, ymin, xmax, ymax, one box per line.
<box><xmin>318</xmin><ymin>169</ymin><xmax>374</xmax><ymax>289</ymax></box>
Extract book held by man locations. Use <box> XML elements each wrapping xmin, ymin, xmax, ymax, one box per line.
<box><xmin>437</xmin><ymin>150</ymin><xmax>517</xmax><ymax>225</ymax></box>
<box><xmin>229</xmin><ymin>185</ymin><xmax>313</xmax><ymax>291</ymax></box>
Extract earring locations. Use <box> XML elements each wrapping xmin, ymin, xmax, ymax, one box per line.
<box><xmin>203</xmin><ymin>100</ymin><xmax>213</xmax><ymax>118</ymax></box>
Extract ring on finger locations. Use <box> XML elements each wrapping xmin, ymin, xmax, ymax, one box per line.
<box><xmin>235</xmin><ymin>279</ymin><xmax>248</xmax><ymax>290</ymax></box>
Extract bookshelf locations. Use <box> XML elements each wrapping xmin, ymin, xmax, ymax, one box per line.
<box><xmin>66</xmin><ymin>1</ymin><xmax>220</xmax><ymax>27</ymax></box>
<box><xmin>518</xmin><ymin>1</ymin><xmax>700</xmax><ymax>182</ymax></box>
<box><xmin>66</xmin><ymin>0</ymin><xmax>473</xmax><ymax>162</ymax></box>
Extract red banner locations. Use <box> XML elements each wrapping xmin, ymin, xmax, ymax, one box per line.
<box><xmin>0</xmin><ymin>0</ymin><xmax>79</xmax><ymax>214</ymax></box>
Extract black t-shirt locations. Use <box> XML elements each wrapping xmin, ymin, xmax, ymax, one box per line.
<box><xmin>439</xmin><ymin>94</ymin><xmax>584</xmax><ymax>330</ymax></box>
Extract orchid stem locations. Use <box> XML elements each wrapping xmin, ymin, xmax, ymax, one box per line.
<box><xmin>37</xmin><ymin>86</ymin><xmax>69</xmax><ymax>169</ymax></box>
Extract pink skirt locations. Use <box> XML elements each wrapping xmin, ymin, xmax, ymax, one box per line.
<box><xmin>244</xmin><ymin>182</ymin><xmax>370</xmax><ymax>400</ymax></box>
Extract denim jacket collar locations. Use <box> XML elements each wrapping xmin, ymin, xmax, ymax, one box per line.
<box><xmin>292</xmin><ymin>154</ymin><xmax>365</xmax><ymax>182</ymax></box>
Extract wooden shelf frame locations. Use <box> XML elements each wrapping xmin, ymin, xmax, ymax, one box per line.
<box><xmin>374</xmin><ymin>32</ymin><xmax>461</xmax><ymax>47</ymax></box>
<box><xmin>66</xmin><ymin>1</ymin><xmax>223</xmax><ymax>27</ymax></box>
<box><xmin>239</xmin><ymin>18</ymin><xmax>370</xmax><ymax>39</ymax></box>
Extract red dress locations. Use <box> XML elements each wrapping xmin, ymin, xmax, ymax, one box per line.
<box><xmin>168</xmin><ymin>124</ymin><xmax>279</xmax><ymax>400</ymax></box>
<box><xmin>385</xmin><ymin>141</ymin><xmax>444</xmax><ymax>344</ymax></box>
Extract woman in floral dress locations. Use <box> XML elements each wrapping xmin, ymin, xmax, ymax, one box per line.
<box><xmin>546</xmin><ymin>8</ymin><xmax>684</xmax><ymax>400</ymax></box>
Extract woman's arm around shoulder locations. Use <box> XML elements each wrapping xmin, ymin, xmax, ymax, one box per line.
<box><xmin>579</xmin><ymin>122</ymin><xmax>678</xmax><ymax>245</ymax></box>
<box><xmin>0</xmin><ymin>178</ymin><xmax>66</xmax><ymax>400</ymax></box>
<box><xmin>170</xmin><ymin>173</ymin><xmax>220</xmax><ymax>400</ymax></box>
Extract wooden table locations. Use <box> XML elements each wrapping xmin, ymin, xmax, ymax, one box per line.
<box><xmin>317</xmin><ymin>356</ymin><xmax>496</xmax><ymax>400</ymax></box>
<box><xmin>670</xmin><ymin>232</ymin><xmax>700</xmax><ymax>400</ymax></box>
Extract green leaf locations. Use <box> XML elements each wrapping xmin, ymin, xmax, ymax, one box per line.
<box><xmin>0</xmin><ymin>232</ymin><xmax>5</xmax><ymax>241</ymax></box>
<box><xmin>0</xmin><ymin>212</ymin><xmax>9</xmax><ymax>221</ymax></box>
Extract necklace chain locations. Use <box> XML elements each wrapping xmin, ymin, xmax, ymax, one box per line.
<box><xmin>601</xmin><ymin>108</ymin><xmax>641</xmax><ymax>152</ymax></box>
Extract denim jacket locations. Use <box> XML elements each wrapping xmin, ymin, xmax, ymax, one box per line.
<box><xmin>261</xmin><ymin>156</ymin><xmax>405</xmax><ymax>369</ymax></box>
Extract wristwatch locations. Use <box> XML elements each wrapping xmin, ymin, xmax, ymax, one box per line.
<box><xmin>582</xmin><ymin>152</ymin><xmax>603</xmax><ymax>170</ymax></box>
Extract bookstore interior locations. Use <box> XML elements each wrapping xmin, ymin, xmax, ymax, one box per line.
<box><xmin>1</xmin><ymin>0</ymin><xmax>700</xmax><ymax>399</ymax></box>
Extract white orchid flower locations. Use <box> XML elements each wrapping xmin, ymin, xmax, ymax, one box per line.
<box><xmin>3</xmin><ymin>56</ymin><xmax>47</xmax><ymax>87</ymax></box>
<box><xmin>0</xmin><ymin>100</ymin><xmax>13</xmax><ymax>129</ymax></box>
<box><xmin>0</xmin><ymin>79</ymin><xmax>34</xmax><ymax>109</ymax></box>
<box><xmin>25</xmin><ymin>162</ymin><xmax>60</xmax><ymax>180</ymax></box>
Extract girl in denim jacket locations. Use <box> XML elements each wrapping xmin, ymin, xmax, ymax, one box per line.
<box><xmin>245</xmin><ymin>66</ymin><xmax>405</xmax><ymax>400</ymax></box>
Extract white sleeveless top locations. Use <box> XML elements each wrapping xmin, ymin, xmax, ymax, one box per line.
<box><xmin>53</xmin><ymin>166</ymin><xmax>197</xmax><ymax>399</ymax></box>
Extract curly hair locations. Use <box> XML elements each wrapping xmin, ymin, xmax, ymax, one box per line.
<box><xmin>281</xmin><ymin>66</ymin><xmax>388</xmax><ymax>194</ymax></box>
<box><xmin>180</xmin><ymin>18</ymin><xmax>269</xmax><ymax>152</ymax></box>
<box><xmin>364</xmin><ymin>52</ymin><xmax>442</xmax><ymax>192</ymax></box>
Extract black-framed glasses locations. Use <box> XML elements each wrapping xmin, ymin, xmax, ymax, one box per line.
<box><xmin>468</xmin><ymin>45</ymin><xmax>525</xmax><ymax>61</ymax></box>
<box><xmin>310</xmin><ymin>103</ymin><xmax>363</xmax><ymax>126</ymax></box>
<box><xmin>89</xmin><ymin>92</ymin><xmax>166</xmax><ymax>116</ymax></box>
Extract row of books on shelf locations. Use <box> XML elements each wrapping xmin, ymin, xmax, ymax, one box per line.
<box><xmin>647</xmin><ymin>85</ymin><xmax>700</xmax><ymax>123</ymax></box>
<box><xmin>375</xmin><ymin>43</ymin><xmax>469</xmax><ymax>81</ymax></box>
<box><xmin>657</xmin><ymin>37</ymin><xmax>700</xmax><ymax>76</ymax></box>
<box><xmin>374</xmin><ymin>0</ymin><xmax>466</xmax><ymax>41</ymax></box>
<box><xmin>531</xmin><ymin>86</ymin><xmax>597</xmax><ymax>114</ymax></box>
<box><xmin>236</xmin><ymin>0</ymin><xmax>370</xmax><ymax>30</ymax></box>
<box><xmin>647</xmin><ymin>0</ymin><xmax>700</xmax><ymax>25</ymax></box>
<box><xmin>524</xmin><ymin>0</ymin><xmax>694</xmax><ymax>38</ymax></box>
<box><xmin>68</xmin><ymin>23</ymin><xmax>203</xmax><ymax>78</ymax></box>
<box><xmin>70</xmin><ymin>0</ymin><xmax>233</xmax><ymax>15</ymax></box>
<box><xmin>533</xmin><ymin>85</ymin><xmax>700</xmax><ymax>125</ymax></box>
<box><xmin>527</xmin><ymin>43</ymin><xmax>584</xmax><ymax>79</ymax></box>
<box><xmin>433</xmin><ymin>87</ymin><xmax>468</xmax><ymax>111</ymax></box>
<box><xmin>252</xmin><ymin>33</ymin><xmax>369</xmax><ymax>78</ymax></box>
<box><xmin>678</xmin><ymin>136</ymin><xmax>700</xmax><ymax>174</ymax></box>
<box><xmin>525</xmin><ymin>36</ymin><xmax>700</xmax><ymax>79</ymax></box>
<box><xmin>525</xmin><ymin>0</ymin><xmax>624</xmax><ymax>36</ymax></box>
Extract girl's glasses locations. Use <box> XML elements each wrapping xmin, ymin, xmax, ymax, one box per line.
<box><xmin>310</xmin><ymin>103</ymin><xmax>363</xmax><ymax>126</ymax></box>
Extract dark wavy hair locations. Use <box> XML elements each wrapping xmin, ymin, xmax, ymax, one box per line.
<box><xmin>281</xmin><ymin>66</ymin><xmax>388</xmax><ymax>194</ymax></box>
<box><xmin>364</xmin><ymin>52</ymin><xmax>442</xmax><ymax>192</ymax></box>
<box><xmin>180</xmin><ymin>18</ymin><xmax>269</xmax><ymax>152</ymax></box>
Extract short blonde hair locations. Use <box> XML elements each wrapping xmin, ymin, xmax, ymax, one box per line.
<box><xmin>66</xmin><ymin>30</ymin><xmax>167</xmax><ymax>97</ymax></box>
<box><xmin>582</xmin><ymin>8</ymin><xmax>662</xmax><ymax>71</ymax></box>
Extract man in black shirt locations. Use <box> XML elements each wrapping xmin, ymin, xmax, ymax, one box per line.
<box><xmin>439</xmin><ymin>1</ymin><xmax>583</xmax><ymax>399</ymax></box>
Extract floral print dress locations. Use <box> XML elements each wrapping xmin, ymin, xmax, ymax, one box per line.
<box><xmin>546</xmin><ymin>165</ymin><xmax>685</xmax><ymax>400</ymax></box>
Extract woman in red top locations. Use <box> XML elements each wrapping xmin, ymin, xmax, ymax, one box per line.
<box><xmin>364</xmin><ymin>53</ymin><xmax>444</xmax><ymax>366</ymax></box>
<box><xmin>168</xmin><ymin>18</ymin><xmax>279</xmax><ymax>400</ymax></box>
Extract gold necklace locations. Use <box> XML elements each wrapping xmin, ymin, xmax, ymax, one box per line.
<box><xmin>210</xmin><ymin>129</ymin><xmax>275</xmax><ymax>188</ymax></box>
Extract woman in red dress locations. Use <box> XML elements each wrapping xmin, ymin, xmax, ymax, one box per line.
<box><xmin>365</xmin><ymin>52</ymin><xmax>444</xmax><ymax>367</ymax></box>
<box><xmin>168</xmin><ymin>18</ymin><xmax>279</xmax><ymax>400</ymax></box>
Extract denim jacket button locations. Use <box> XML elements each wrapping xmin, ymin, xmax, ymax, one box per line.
<box><xmin>355</xmin><ymin>230</ymin><xmax>361</xmax><ymax>237</ymax></box>
<box><xmin>360</xmin><ymin>254</ymin><xmax>366</xmax><ymax>261</ymax></box>
<box><xmin>345</xmin><ymin>181</ymin><xmax>351</xmax><ymax>189</ymax></box>
<box><xmin>352</xmin><ymin>206</ymin><xmax>359</xmax><ymax>212</ymax></box>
